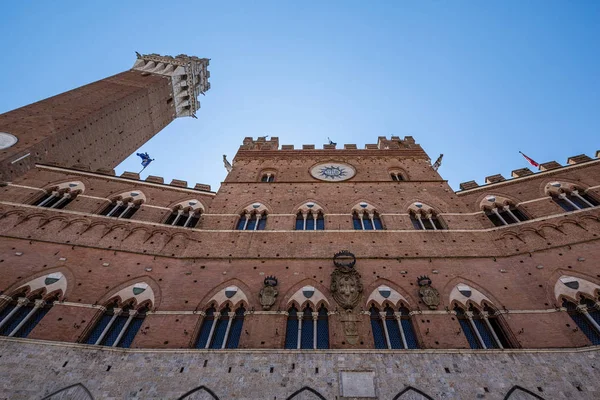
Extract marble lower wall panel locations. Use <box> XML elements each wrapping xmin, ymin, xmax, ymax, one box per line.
<box><xmin>0</xmin><ymin>338</ymin><xmax>598</xmax><ymax>400</ymax></box>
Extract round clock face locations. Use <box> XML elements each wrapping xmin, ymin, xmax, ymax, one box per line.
<box><xmin>310</xmin><ymin>162</ymin><xmax>356</xmax><ymax>182</ymax></box>
<box><xmin>0</xmin><ymin>132</ymin><xmax>18</xmax><ymax>150</ymax></box>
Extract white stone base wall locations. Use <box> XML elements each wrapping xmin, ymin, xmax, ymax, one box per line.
<box><xmin>0</xmin><ymin>338</ymin><xmax>598</xmax><ymax>400</ymax></box>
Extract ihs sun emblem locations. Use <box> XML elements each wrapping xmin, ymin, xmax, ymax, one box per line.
<box><xmin>319</xmin><ymin>165</ymin><xmax>347</xmax><ymax>180</ymax></box>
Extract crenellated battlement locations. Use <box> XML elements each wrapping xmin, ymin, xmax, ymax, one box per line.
<box><xmin>238</xmin><ymin>135</ymin><xmax>421</xmax><ymax>152</ymax></box>
<box><xmin>458</xmin><ymin>150</ymin><xmax>600</xmax><ymax>191</ymax></box>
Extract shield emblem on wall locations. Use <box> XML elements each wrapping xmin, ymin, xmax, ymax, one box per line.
<box><xmin>225</xmin><ymin>286</ymin><xmax>238</xmax><ymax>298</ymax></box>
<box><xmin>44</xmin><ymin>272</ymin><xmax>63</xmax><ymax>286</ymax></box>
<box><xmin>378</xmin><ymin>286</ymin><xmax>391</xmax><ymax>298</ymax></box>
<box><xmin>560</xmin><ymin>277</ymin><xmax>579</xmax><ymax>290</ymax></box>
<box><xmin>458</xmin><ymin>285</ymin><xmax>472</xmax><ymax>298</ymax></box>
<box><xmin>302</xmin><ymin>286</ymin><xmax>315</xmax><ymax>299</ymax></box>
<box><xmin>133</xmin><ymin>283</ymin><xmax>148</xmax><ymax>295</ymax></box>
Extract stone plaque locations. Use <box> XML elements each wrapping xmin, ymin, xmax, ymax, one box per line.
<box><xmin>0</xmin><ymin>132</ymin><xmax>18</xmax><ymax>150</ymax></box>
<box><xmin>340</xmin><ymin>371</ymin><xmax>376</xmax><ymax>398</ymax></box>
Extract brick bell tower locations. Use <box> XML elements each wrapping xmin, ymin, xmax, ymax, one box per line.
<box><xmin>0</xmin><ymin>53</ymin><xmax>210</xmax><ymax>182</ymax></box>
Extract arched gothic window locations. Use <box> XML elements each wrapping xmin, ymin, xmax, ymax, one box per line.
<box><xmin>352</xmin><ymin>210</ymin><xmax>383</xmax><ymax>230</ymax></box>
<box><xmin>165</xmin><ymin>200</ymin><xmax>203</xmax><ymax>228</ymax></box>
<box><xmin>84</xmin><ymin>303</ymin><xmax>147</xmax><ymax>348</ymax></box>
<box><xmin>545</xmin><ymin>182</ymin><xmax>599</xmax><ymax>212</ymax></box>
<box><xmin>562</xmin><ymin>297</ymin><xmax>600</xmax><ymax>345</ymax></box>
<box><xmin>0</xmin><ymin>294</ymin><xmax>55</xmax><ymax>338</ymax></box>
<box><xmin>481</xmin><ymin>195</ymin><xmax>528</xmax><ymax>227</ymax></box>
<box><xmin>33</xmin><ymin>181</ymin><xmax>84</xmax><ymax>210</ymax></box>
<box><xmin>369</xmin><ymin>305</ymin><xmax>419</xmax><ymax>349</ymax></box>
<box><xmin>408</xmin><ymin>202</ymin><xmax>445</xmax><ymax>230</ymax></box>
<box><xmin>100</xmin><ymin>191</ymin><xmax>144</xmax><ymax>219</ymax></box>
<box><xmin>454</xmin><ymin>305</ymin><xmax>510</xmax><ymax>349</ymax></box>
<box><xmin>285</xmin><ymin>304</ymin><xmax>329</xmax><ymax>349</ymax></box>
<box><xmin>295</xmin><ymin>211</ymin><xmax>325</xmax><ymax>230</ymax></box>
<box><xmin>194</xmin><ymin>305</ymin><xmax>245</xmax><ymax>349</ymax></box>
<box><xmin>236</xmin><ymin>203</ymin><xmax>268</xmax><ymax>231</ymax></box>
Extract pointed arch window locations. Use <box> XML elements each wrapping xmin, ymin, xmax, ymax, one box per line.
<box><xmin>369</xmin><ymin>305</ymin><xmax>419</xmax><ymax>349</ymax></box>
<box><xmin>546</xmin><ymin>183</ymin><xmax>599</xmax><ymax>212</ymax></box>
<box><xmin>481</xmin><ymin>196</ymin><xmax>529</xmax><ymax>227</ymax></box>
<box><xmin>100</xmin><ymin>200</ymin><xmax>140</xmax><ymax>219</ymax></box>
<box><xmin>236</xmin><ymin>211</ymin><xmax>267</xmax><ymax>230</ymax></box>
<box><xmin>454</xmin><ymin>305</ymin><xmax>510</xmax><ymax>349</ymax></box>
<box><xmin>194</xmin><ymin>305</ymin><xmax>245</xmax><ymax>349</ymax></box>
<box><xmin>285</xmin><ymin>304</ymin><xmax>329</xmax><ymax>349</ymax></box>
<box><xmin>563</xmin><ymin>298</ymin><xmax>600</xmax><ymax>345</ymax></box>
<box><xmin>408</xmin><ymin>203</ymin><xmax>445</xmax><ymax>230</ymax></box>
<box><xmin>33</xmin><ymin>182</ymin><xmax>83</xmax><ymax>210</ymax></box>
<box><xmin>84</xmin><ymin>303</ymin><xmax>147</xmax><ymax>348</ymax></box>
<box><xmin>353</xmin><ymin>211</ymin><xmax>383</xmax><ymax>230</ymax></box>
<box><xmin>0</xmin><ymin>295</ymin><xmax>54</xmax><ymax>338</ymax></box>
<box><xmin>295</xmin><ymin>210</ymin><xmax>325</xmax><ymax>230</ymax></box>
<box><xmin>165</xmin><ymin>202</ymin><xmax>202</xmax><ymax>228</ymax></box>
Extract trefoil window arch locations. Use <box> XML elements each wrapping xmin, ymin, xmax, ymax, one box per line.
<box><xmin>33</xmin><ymin>181</ymin><xmax>84</xmax><ymax>210</ymax></box>
<box><xmin>165</xmin><ymin>199</ymin><xmax>203</xmax><ymax>228</ymax></box>
<box><xmin>545</xmin><ymin>182</ymin><xmax>599</xmax><ymax>212</ymax></box>
<box><xmin>0</xmin><ymin>294</ymin><xmax>55</xmax><ymax>338</ymax></box>
<box><xmin>194</xmin><ymin>304</ymin><xmax>246</xmax><ymax>349</ymax></box>
<box><xmin>481</xmin><ymin>195</ymin><xmax>529</xmax><ymax>227</ymax></box>
<box><xmin>236</xmin><ymin>203</ymin><xmax>268</xmax><ymax>231</ymax></box>
<box><xmin>408</xmin><ymin>202</ymin><xmax>444</xmax><ymax>230</ymax></box>
<box><xmin>85</xmin><ymin>302</ymin><xmax>148</xmax><ymax>348</ymax></box>
<box><xmin>100</xmin><ymin>191</ymin><xmax>145</xmax><ymax>219</ymax></box>
<box><xmin>295</xmin><ymin>202</ymin><xmax>325</xmax><ymax>230</ymax></box>
<box><xmin>352</xmin><ymin>202</ymin><xmax>383</xmax><ymax>230</ymax></box>
<box><xmin>369</xmin><ymin>304</ymin><xmax>419</xmax><ymax>349</ymax></box>
<box><xmin>285</xmin><ymin>304</ymin><xmax>329</xmax><ymax>349</ymax></box>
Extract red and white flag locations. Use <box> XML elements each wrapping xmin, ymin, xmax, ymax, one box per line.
<box><xmin>519</xmin><ymin>151</ymin><xmax>539</xmax><ymax>168</ymax></box>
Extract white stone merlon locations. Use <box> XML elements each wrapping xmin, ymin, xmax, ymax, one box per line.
<box><xmin>132</xmin><ymin>53</ymin><xmax>211</xmax><ymax>118</ymax></box>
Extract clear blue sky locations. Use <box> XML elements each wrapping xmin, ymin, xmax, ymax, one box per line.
<box><xmin>1</xmin><ymin>1</ymin><xmax>598</xmax><ymax>191</ymax></box>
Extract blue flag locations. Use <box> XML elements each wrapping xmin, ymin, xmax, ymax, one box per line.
<box><xmin>136</xmin><ymin>152</ymin><xmax>154</xmax><ymax>171</ymax></box>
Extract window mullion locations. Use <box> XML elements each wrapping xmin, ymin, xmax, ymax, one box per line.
<box><xmin>8</xmin><ymin>299</ymin><xmax>44</xmax><ymax>337</ymax></box>
<box><xmin>50</xmin><ymin>194</ymin><xmax>69</xmax><ymax>209</ymax></box>
<box><xmin>182</xmin><ymin>213</ymin><xmax>195</xmax><ymax>228</ymax></box>
<box><xmin>465</xmin><ymin>311</ymin><xmax>486</xmax><ymax>349</ymax></box>
<box><xmin>313</xmin><ymin>214</ymin><xmax>318</xmax><ymax>231</ymax></box>
<box><xmin>577</xmin><ymin>305</ymin><xmax>600</xmax><ymax>333</ymax></box>
<box><xmin>253</xmin><ymin>214</ymin><xmax>260</xmax><ymax>231</ymax></box>
<box><xmin>492</xmin><ymin>208</ymin><xmax>508</xmax><ymax>226</ymax></box>
<box><xmin>38</xmin><ymin>192</ymin><xmax>58</xmax><ymax>207</ymax></box>
<box><xmin>504</xmin><ymin>207</ymin><xmax>520</xmax><ymax>223</ymax></box>
<box><xmin>370</xmin><ymin>215</ymin><xmax>376</xmax><ymax>231</ymax></box>
<box><xmin>205</xmin><ymin>314</ymin><xmax>219</xmax><ymax>349</ymax></box>
<box><xmin>560</xmin><ymin>193</ymin><xmax>580</xmax><ymax>210</ymax></box>
<box><xmin>118</xmin><ymin>203</ymin><xmax>133</xmax><ymax>218</ymax></box>
<box><xmin>242</xmin><ymin>214</ymin><xmax>249</xmax><ymax>230</ymax></box>
<box><xmin>303</xmin><ymin>213</ymin><xmax>307</xmax><ymax>231</ymax></box>
<box><xmin>171</xmin><ymin>210</ymin><xmax>184</xmax><ymax>226</ymax></box>
<box><xmin>95</xmin><ymin>308</ymin><xmax>121</xmax><ymax>345</ymax></box>
<box><xmin>482</xmin><ymin>313</ymin><xmax>504</xmax><ymax>349</ymax></box>
<box><xmin>379</xmin><ymin>312</ymin><xmax>392</xmax><ymax>349</ymax></box>
<box><xmin>572</xmin><ymin>191</ymin><xmax>594</xmax><ymax>208</ymax></box>
<box><xmin>296</xmin><ymin>313</ymin><xmax>303</xmax><ymax>349</ymax></box>
<box><xmin>112</xmin><ymin>310</ymin><xmax>137</xmax><ymax>347</ymax></box>
<box><xmin>312</xmin><ymin>312</ymin><xmax>318</xmax><ymax>349</ymax></box>
<box><xmin>0</xmin><ymin>298</ymin><xmax>26</xmax><ymax>331</ymax></box>
<box><xmin>416</xmin><ymin>214</ymin><xmax>425</xmax><ymax>230</ymax></box>
<box><xmin>221</xmin><ymin>312</ymin><xmax>236</xmax><ymax>349</ymax></box>
<box><xmin>359</xmin><ymin>212</ymin><xmax>366</xmax><ymax>230</ymax></box>
<box><xmin>106</xmin><ymin>201</ymin><xmax>122</xmax><ymax>217</ymax></box>
<box><xmin>427</xmin><ymin>215</ymin><xmax>437</xmax><ymax>230</ymax></box>
<box><xmin>394</xmin><ymin>312</ymin><xmax>408</xmax><ymax>349</ymax></box>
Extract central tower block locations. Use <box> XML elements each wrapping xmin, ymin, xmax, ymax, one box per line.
<box><xmin>0</xmin><ymin>53</ymin><xmax>210</xmax><ymax>182</ymax></box>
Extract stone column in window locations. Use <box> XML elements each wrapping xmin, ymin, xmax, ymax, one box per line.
<box><xmin>51</xmin><ymin>193</ymin><xmax>71</xmax><ymax>209</ymax></box>
<box><xmin>482</xmin><ymin>312</ymin><xmax>503</xmax><ymax>349</ymax></box>
<box><xmin>95</xmin><ymin>307</ymin><xmax>122</xmax><ymax>345</ymax></box>
<box><xmin>205</xmin><ymin>312</ymin><xmax>220</xmax><ymax>349</ymax></box>
<box><xmin>369</xmin><ymin>213</ymin><xmax>377</xmax><ymax>231</ymax></box>
<box><xmin>358</xmin><ymin>211</ymin><xmax>366</xmax><ymax>230</ymax></box>
<box><xmin>426</xmin><ymin>213</ymin><xmax>437</xmax><ymax>230</ymax></box>
<box><xmin>379</xmin><ymin>311</ymin><xmax>391</xmax><ymax>349</ymax></box>
<box><xmin>118</xmin><ymin>202</ymin><xmax>134</xmax><ymax>218</ymax></box>
<box><xmin>571</xmin><ymin>190</ymin><xmax>594</xmax><ymax>208</ymax></box>
<box><xmin>112</xmin><ymin>310</ymin><xmax>138</xmax><ymax>347</ymax></box>
<box><xmin>183</xmin><ymin>211</ymin><xmax>196</xmax><ymax>227</ymax></box>
<box><xmin>394</xmin><ymin>312</ymin><xmax>408</xmax><ymax>349</ymax></box>
<box><xmin>221</xmin><ymin>311</ymin><xmax>236</xmax><ymax>349</ymax></box>
<box><xmin>491</xmin><ymin>207</ymin><xmax>508</xmax><ymax>226</ymax></box>
<box><xmin>296</xmin><ymin>312</ymin><xmax>303</xmax><ymax>349</ymax></box>
<box><xmin>302</xmin><ymin>211</ymin><xmax>308</xmax><ymax>231</ymax></box>
<box><xmin>312</xmin><ymin>312</ymin><xmax>319</xmax><ymax>349</ymax></box>
<box><xmin>503</xmin><ymin>205</ymin><xmax>520</xmax><ymax>223</ymax></box>
<box><xmin>0</xmin><ymin>297</ymin><xmax>28</xmax><ymax>330</ymax></box>
<box><xmin>577</xmin><ymin>304</ymin><xmax>600</xmax><ymax>333</ymax></box>
<box><xmin>106</xmin><ymin>201</ymin><xmax>123</xmax><ymax>217</ymax></box>
<box><xmin>313</xmin><ymin>212</ymin><xmax>318</xmax><ymax>231</ymax></box>
<box><xmin>171</xmin><ymin>209</ymin><xmax>184</xmax><ymax>226</ymax></box>
<box><xmin>242</xmin><ymin>213</ymin><xmax>250</xmax><ymax>230</ymax></box>
<box><xmin>465</xmin><ymin>311</ymin><xmax>486</xmax><ymax>349</ymax></box>
<box><xmin>253</xmin><ymin>213</ymin><xmax>261</xmax><ymax>231</ymax></box>
<box><xmin>8</xmin><ymin>299</ymin><xmax>45</xmax><ymax>337</ymax></box>
<box><xmin>38</xmin><ymin>191</ymin><xmax>59</xmax><ymax>207</ymax></box>
<box><xmin>415</xmin><ymin>213</ymin><xmax>425</xmax><ymax>230</ymax></box>
<box><xmin>559</xmin><ymin>193</ymin><xmax>580</xmax><ymax>210</ymax></box>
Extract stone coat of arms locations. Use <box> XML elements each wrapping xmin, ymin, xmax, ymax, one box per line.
<box><xmin>259</xmin><ymin>276</ymin><xmax>278</xmax><ymax>310</ymax></box>
<box><xmin>330</xmin><ymin>251</ymin><xmax>363</xmax><ymax>310</ymax></box>
<box><xmin>418</xmin><ymin>275</ymin><xmax>440</xmax><ymax>310</ymax></box>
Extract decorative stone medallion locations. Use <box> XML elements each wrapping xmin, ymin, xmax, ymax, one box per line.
<box><xmin>259</xmin><ymin>276</ymin><xmax>278</xmax><ymax>310</ymax></box>
<box><xmin>418</xmin><ymin>276</ymin><xmax>440</xmax><ymax>310</ymax></box>
<box><xmin>310</xmin><ymin>162</ymin><xmax>356</xmax><ymax>182</ymax></box>
<box><xmin>0</xmin><ymin>132</ymin><xmax>18</xmax><ymax>150</ymax></box>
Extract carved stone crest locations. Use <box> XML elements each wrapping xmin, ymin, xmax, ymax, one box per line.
<box><xmin>259</xmin><ymin>276</ymin><xmax>278</xmax><ymax>310</ymax></box>
<box><xmin>340</xmin><ymin>310</ymin><xmax>359</xmax><ymax>345</ymax></box>
<box><xmin>330</xmin><ymin>251</ymin><xmax>363</xmax><ymax>310</ymax></box>
<box><xmin>418</xmin><ymin>275</ymin><xmax>440</xmax><ymax>310</ymax></box>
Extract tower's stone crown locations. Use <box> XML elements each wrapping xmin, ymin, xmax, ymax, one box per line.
<box><xmin>132</xmin><ymin>53</ymin><xmax>211</xmax><ymax>118</ymax></box>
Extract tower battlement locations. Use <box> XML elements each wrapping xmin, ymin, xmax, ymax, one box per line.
<box><xmin>238</xmin><ymin>135</ymin><xmax>422</xmax><ymax>152</ymax></box>
<box><xmin>132</xmin><ymin>53</ymin><xmax>210</xmax><ymax>118</ymax></box>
